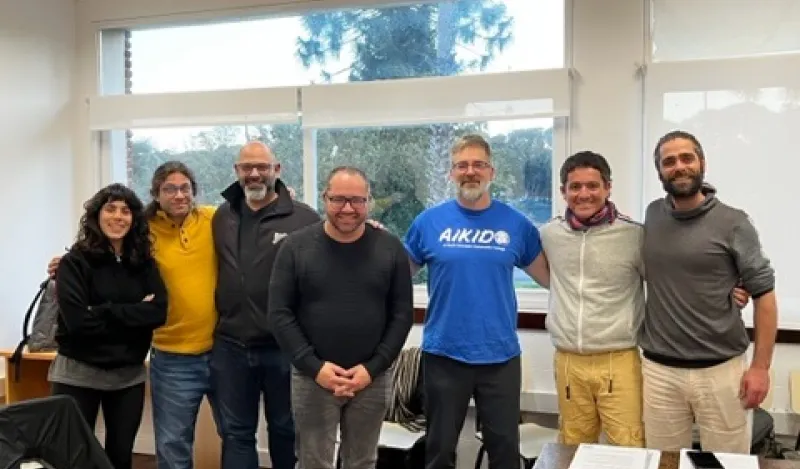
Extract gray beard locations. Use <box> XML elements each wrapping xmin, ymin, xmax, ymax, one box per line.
<box><xmin>458</xmin><ymin>181</ymin><xmax>491</xmax><ymax>201</ymax></box>
<box><xmin>243</xmin><ymin>180</ymin><xmax>275</xmax><ymax>202</ymax></box>
<box><xmin>245</xmin><ymin>185</ymin><xmax>269</xmax><ymax>201</ymax></box>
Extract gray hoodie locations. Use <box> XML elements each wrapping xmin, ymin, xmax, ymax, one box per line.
<box><xmin>541</xmin><ymin>215</ymin><xmax>645</xmax><ymax>354</ymax></box>
<box><xmin>639</xmin><ymin>185</ymin><xmax>775</xmax><ymax>365</ymax></box>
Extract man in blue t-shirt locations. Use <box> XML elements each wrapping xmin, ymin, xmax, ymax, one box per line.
<box><xmin>404</xmin><ymin>134</ymin><xmax>549</xmax><ymax>469</ymax></box>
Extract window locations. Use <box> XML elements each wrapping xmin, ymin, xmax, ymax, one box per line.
<box><xmin>112</xmin><ymin>0</ymin><xmax>565</xmax><ymax>94</ymax></box>
<box><xmin>117</xmin><ymin>124</ymin><xmax>304</xmax><ymax>206</ymax></box>
<box><xmin>91</xmin><ymin>1</ymin><xmax>570</xmax><ymax>313</ymax></box>
<box><xmin>650</xmin><ymin>0</ymin><xmax>800</xmax><ymax>62</ymax></box>
<box><xmin>316</xmin><ymin>118</ymin><xmax>553</xmax><ymax>289</ymax></box>
<box><xmin>642</xmin><ymin>54</ymin><xmax>800</xmax><ymax>328</ymax></box>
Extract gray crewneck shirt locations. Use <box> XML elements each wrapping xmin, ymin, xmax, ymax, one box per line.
<box><xmin>639</xmin><ymin>185</ymin><xmax>775</xmax><ymax>366</ymax></box>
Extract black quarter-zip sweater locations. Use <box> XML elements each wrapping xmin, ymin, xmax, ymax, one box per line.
<box><xmin>54</xmin><ymin>247</ymin><xmax>168</xmax><ymax>369</ymax></box>
<box><xmin>212</xmin><ymin>179</ymin><xmax>320</xmax><ymax>347</ymax></box>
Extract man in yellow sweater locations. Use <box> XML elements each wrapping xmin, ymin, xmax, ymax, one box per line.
<box><xmin>48</xmin><ymin>161</ymin><xmax>219</xmax><ymax>469</ymax></box>
<box><xmin>144</xmin><ymin>161</ymin><xmax>219</xmax><ymax>469</ymax></box>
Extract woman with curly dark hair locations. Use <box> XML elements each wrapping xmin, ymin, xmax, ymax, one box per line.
<box><xmin>50</xmin><ymin>183</ymin><xmax>168</xmax><ymax>469</ymax></box>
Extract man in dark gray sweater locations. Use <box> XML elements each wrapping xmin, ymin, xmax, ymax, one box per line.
<box><xmin>640</xmin><ymin>130</ymin><xmax>778</xmax><ymax>454</ymax></box>
<box><xmin>268</xmin><ymin>166</ymin><xmax>414</xmax><ymax>469</ymax></box>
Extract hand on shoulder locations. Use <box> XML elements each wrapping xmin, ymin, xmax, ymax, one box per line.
<box><xmin>366</xmin><ymin>219</ymin><xmax>386</xmax><ymax>231</ymax></box>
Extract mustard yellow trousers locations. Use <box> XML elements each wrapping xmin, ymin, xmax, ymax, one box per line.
<box><xmin>554</xmin><ymin>348</ymin><xmax>645</xmax><ymax>447</ymax></box>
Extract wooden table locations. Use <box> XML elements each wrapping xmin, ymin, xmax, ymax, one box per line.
<box><xmin>1</xmin><ymin>349</ymin><xmax>221</xmax><ymax>469</ymax></box>
<box><xmin>533</xmin><ymin>443</ymin><xmax>799</xmax><ymax>469</ymax></box>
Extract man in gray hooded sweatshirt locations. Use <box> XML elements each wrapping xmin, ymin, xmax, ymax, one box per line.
<box><xmin>639</xmin><ymin>130</ymin><xmax>778</xmax><ymax>454</ymax></box>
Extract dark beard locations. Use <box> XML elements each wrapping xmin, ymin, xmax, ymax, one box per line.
<box><xmin>661</xmin><ymin>172</ymin><xmax>703</xmax><ymax>198</ymax></box>
<box><xmin>329</xmin><ymin>216</ymin><xmax>364</xmax><ymax>234</ymax></box>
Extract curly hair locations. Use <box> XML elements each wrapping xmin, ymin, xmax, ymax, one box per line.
<box><xmin>73</xmin><ymin>183</ymin><xmax>153</xmax><ymax>266</ymax></box>
<box><xmin>144</xmin><ymin>161</ymin><xmax>198</xmax><ymax>219</ymax></box>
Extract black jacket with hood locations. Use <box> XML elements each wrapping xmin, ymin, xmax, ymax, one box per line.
<box><xmin>212</xmin><ymin>179</ymin><xmax>320</xmax><ymax>347</ymax></box>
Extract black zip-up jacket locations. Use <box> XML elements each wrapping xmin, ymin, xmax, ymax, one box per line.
<box><xmin>212</xmin><ymin>179</ymin><xmax>320</xmax><ymax>347</ymax></box>
<box><xmin>54</xmin><ymin>247</ymin><xmax>168</xmax><ymax>369</ymax></box>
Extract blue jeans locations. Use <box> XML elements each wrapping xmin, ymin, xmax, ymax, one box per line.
<box><xmin>210</xmin><ymin>338</ymin><xmax>296</xmax><ymax>469</ymax></box>
<box><xmin>149</xmin><ymin>348</ymin><xmax>219</xmax><ymax>469</ymax></box>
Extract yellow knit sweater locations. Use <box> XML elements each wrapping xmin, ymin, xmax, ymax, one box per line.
<box><xmin>149</xmin><ymin>205</ymin><xmax>218</xmax><ymax>354</ymax></box>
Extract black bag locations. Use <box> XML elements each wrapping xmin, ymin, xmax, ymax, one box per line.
<box><xmin>11</xmin><ymin>279</ymin><xmax>59</xmax><ymax>381</ymax></box>
<box><xmin>751</xmin><ymin>407</ymin><xmax>779</xmax><ymax>456</ymax></box>
<box><xmin>0</xmin><ymin>395</ymin><xmax>114</xmax><ymax>469</ymax></box>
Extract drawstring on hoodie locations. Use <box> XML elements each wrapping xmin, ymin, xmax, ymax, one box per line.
<box><xmin>564</xmin><ymin>354</ymin><xmax>571</xmax><ymax>400</ymax></box>
<box><xmin>608</xmin><ymin>352</ymin><xmax>613</xmax><ymax>393</ymax></box>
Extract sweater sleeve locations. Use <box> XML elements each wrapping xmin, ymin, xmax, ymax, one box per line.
<box><xmin>93</xmin><ymin>260</ymin><xmax>169</xmax><ymax>329</ymax></box>
<box><xmin>731</xmin><ymin>215</ymin><xmax>775</xmax><ymax>298</ymax></box>
<box><xmin>364</xmin><ymin>238</ymin><xmax>414</xmax><ymax>379</ymax></box>
<box><xmin>54</xmin><ymin>253</ymin><xmax>109</xmax><ymax>336</ymax></box>
<box><xmin>268</xmin><ymin>237</ymin><xmax>324</xmax><ymax>379</ymax></box>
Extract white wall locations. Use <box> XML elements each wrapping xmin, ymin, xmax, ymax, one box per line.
<box><xmin>568</xmin><ymin>0</ymin><xmax>646</xmax><ymax>219</ymax></box>
<box><xmin>0</xmin><ymin>0</ymin><xmax>76</xmax><ymax>361</ymax></box>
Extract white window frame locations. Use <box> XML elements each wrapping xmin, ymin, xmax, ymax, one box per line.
<box><xmin>88</xmin><ymin>87</ymin><xmax>300</xmax><ymax>130</ymax></box>
<box><xmin>89</xmin><ymin>0</ymin><xmax>572</xmax><ymax>313</ymax></box>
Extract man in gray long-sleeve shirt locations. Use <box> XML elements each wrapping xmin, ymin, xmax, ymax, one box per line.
<box><xmin>640</xmin><ymin>130</ymin><xmax>778</xmax><ymax>454</ymax></box>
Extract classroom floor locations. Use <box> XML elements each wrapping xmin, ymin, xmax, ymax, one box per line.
<box><xmin>130</xmin><ymin>418</ymin><xmax>800</xmax><ymax>469</ymax></box>
<box><xmin>132</xmin><ymin>454</ymin><xmax>156</xmax><ymax>469</ymax></box>
<box><xmin>130</xmin><ymin>409</ymin><xmax>561</xmax><ymax>469</ymax></box>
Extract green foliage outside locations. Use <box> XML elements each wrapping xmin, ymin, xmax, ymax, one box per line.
<box><xmin>128</xmin><ymin>1</ymin><xmax>553</xmax><ymax>288</ymax></box>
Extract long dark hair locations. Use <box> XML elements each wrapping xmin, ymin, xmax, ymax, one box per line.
<box><xmin>74</xmin><ymin>183</ymin><xmax>153</xmax><ymax>266</ymax></box>
<box><xmin>144</xmin><ymin>161</ymin><xmax>198</xmax><ymax>219</ymax></box>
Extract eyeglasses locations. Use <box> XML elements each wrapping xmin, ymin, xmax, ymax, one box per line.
<box><xmin>236</xmin><ymin>163</ymin><xmax>276</xmax><ymax>173</ymax></box>
<box><xmin>161</xmin><ymin>184</ymin><xmax>192</xmax><ymax>197</ymax></box>
<box><xmin>452</xmin><ymin>161</ymin><xmax>492</xmax><ymax>172</ymax></box>
<box><xmin>325</xmin><ymin>195</ymin><xmax>368</xmax><ymax>210</ymax></box>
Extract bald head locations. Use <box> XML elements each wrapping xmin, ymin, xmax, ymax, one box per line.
<box><xmin>235</xmin><ymin>141</ymin><xmax>281</xmax><ymax>203</ymax></box>
<box><xmin>238</xmin><ymin>141</ymin><xmax>276</xmax><ymax>164</ymax></box>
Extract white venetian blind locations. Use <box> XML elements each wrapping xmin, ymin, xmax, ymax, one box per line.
<box><xmin>300</xmin><ymin>68</ymin><xmax>571</xmax><ymax>129</ymax></box>
<box><xmin>88</xmin><ymin>87</ymin><xmax>299</xmax><ymax>130</ymax></box>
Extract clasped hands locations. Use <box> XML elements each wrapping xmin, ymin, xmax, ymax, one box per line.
<box><xmin>315</xmin><ymin>362</ymin><xmax>372</xmax><ymax>398</ymax></box>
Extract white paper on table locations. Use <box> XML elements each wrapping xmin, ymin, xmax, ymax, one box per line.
<box><xmin>569</xmin><ymin>443</ymin><xmax>662</xmax><ymax>469</ymax></box>
<box><xmin>678</xmin><ymin>449</ymin><xmax>759</xmax><ymax>469</ymax></box>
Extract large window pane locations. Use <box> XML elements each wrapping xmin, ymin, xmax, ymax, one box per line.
<box><xmin>651</xmin><ymin>0</ymin><xmax>800</xmax><ymax>62</ymax></box>
<box><xmin>315</xmin><ymin>118</ymin><xmax>553</xmax><ymax>289</ymax></box>
<box><xmin>123</xmin><ymin>124</ymin><xmax>303</xmax><ymax>206</ymax></box>
<box><xmin>118</xmin><ymin>0</ymin><xmax>564</xmax><ymax>94</ymax></box>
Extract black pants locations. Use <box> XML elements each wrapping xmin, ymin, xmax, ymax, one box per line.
<box><xmin>52</xmin><ymin>382</ymin><xmax>146</xmax><ymax>469</ymax></box>
<box><xmin>422</xmin><ymin>352</ymin><xmax>521</xmax><ymax>469</ymax></box>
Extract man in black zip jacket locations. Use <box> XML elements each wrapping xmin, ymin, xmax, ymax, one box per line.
<box><xmin>210</xmin><ymin>141</ymin><xmax>320</xmax><ymax>469</ymax></box>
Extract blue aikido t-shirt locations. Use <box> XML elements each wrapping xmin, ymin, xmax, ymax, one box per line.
<box><xmin>404</xmin><ymin>199</ymin><xmax>542</xmax><ymax>364</ymax></box>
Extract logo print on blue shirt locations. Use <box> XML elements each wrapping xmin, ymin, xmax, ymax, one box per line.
<box><xmin>438</xmin><ymin>228</ymin><xmax>511</xmax><ymax>251</ymax></box>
